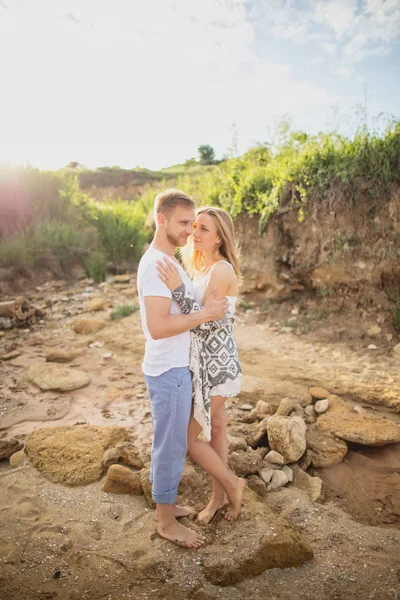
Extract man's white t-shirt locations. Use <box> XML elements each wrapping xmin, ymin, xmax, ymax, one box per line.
<box><xmin>137</xmin><ymin>245</ymin><xmax>196</xmax><ymax>377</ymax></box>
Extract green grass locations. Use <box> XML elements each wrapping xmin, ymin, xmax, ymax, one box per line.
<box><xmin>110</xmin><ymin>304</ymin><xmax>138</xmax><ymax>320</ymax></box>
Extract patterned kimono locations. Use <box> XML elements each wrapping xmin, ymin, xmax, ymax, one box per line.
<box><xmin>172</xmin><ymin>283</ymin><xmax>241</xmax><ymax>441</ymax></box>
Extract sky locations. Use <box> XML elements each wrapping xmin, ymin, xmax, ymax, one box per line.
<box><xmin>0</xmin><ymin>0</ymin><xmax>399</xmax><ymax>170</ymax></box>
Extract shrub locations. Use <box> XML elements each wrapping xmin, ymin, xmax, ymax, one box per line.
<box><xmin>110</xmin><ymin>304</ymin><xmax>138</xmax><ymax>320</ymax></box>
<box><xmin>90</xmin><ymin>200</ymin><xmax>151</xmax><ymax>264</ymax></box>
<box><xmin>84</xmin><ymin>251</ymin><xmax>107</xmax><ymax>283</ymax></box>
<box><xmin>0</xmin><ymin>232</ymin><xmax>33</xmax><ymax>268</ymax></box>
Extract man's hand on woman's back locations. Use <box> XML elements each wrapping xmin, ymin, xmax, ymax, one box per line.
<box><xmin>202</xmin><ymin>287</ymin><xmax>228</xmax><ymax>321</ymax></box>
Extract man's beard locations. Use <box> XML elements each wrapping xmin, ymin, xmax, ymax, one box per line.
<box><xmin>165</xmin><ymin>230</ymin><xmax>187</xmax><ymax>247</ymax></box>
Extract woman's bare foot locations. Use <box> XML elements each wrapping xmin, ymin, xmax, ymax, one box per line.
<box><xmin>156</xmin><ymin>520</ymin><xmax>205</xmax><ymax>548</ymax></box>
<box><xmin>197</xmin><ymin>495</ymin><xmax>227</xmax><ymax>525</ymax></box>
<box><xmin>224</xmin><ymin>478</ymin><xmax>246</xmax><ymax>522</ymax></box>
<box><xmin>173</xmin><ymin>504</ymin><xmax>196</xmax><ymax>518</ymax></box>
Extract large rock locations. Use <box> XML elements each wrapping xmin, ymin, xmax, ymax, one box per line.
<box><xmin>85</xmin><ymin>297</ymin><xmax>108</xmax><ymax>312</ymax></box>
<box><xmin>229</xmin><ymin>449</ymin><xmax>263</xmax><ymax>476</ymax></box>
<box><xmin>9</xmin><ymin>449</ymin><xmax>28</xmax><ymax>468</ymax></box>
<box><xmin>275</xmin><ymin>397</ymin><xmax>301</xmax><ymax>416</ymax></box>
<box><xmin>73</xmin><ymin>317</ymin><xmax>105</xmax><ymax>335</ymax></box>
<box><xmin>318</xmin><ymin>411</ymin><xmax>400</xmax><ymax>446</ymax></box>
<box><xmin>103</xmin><ymin>464</ymin><xmax>143</xmax><ymax>495</ymax></box>
<box><xmin>306</xmin><ymin>424</ymin><xmax>348</xmax><ymax>468</ymax></box>
<box><xmin>0</xmin><ymin>437</ymin><xmax>23</xmax><ymax>459</ymax></box>
<box><xmin>113</xmin><ymin>274</ymin><xmax>132</xmax><ymax>283</ymax></box>
<box><xmin>267</xmin><ymin>416</ymin><xmax>307</xmax><ymax>463</ymax></box>
<box><xmin>117</xmin><ymin>442</ymin><xmax>144</xmax><ymax>470</ymax></box>
<box><xmin>45</xmin><ymin>349</ymin><xmax>82</xmax><ymax>363</ymax></box>
<box><xmin>25</xmin><ymin>425</ymin><xmax>128</xmax><ymax>485</ymax></box>
<box><xmin>227</xmin><ymin>434</ymin><xmax>247</xmax><ymax>451</ymax></box>
<box><xmin>245</xmin><ymin>400</ymin><xmax>276</xmax><ymax>422</ymax></box>
<box><xmin>291</xmin><ymin>466</ymin><xmax>324</xmax><ymax>502</ymax></box>
<box><xmin>25</xmin><ymin>363</ymin><xmax>90</xmax><ymax>391</ymax></box>
<box><xmin>200</xmin><ymin>488</ymin><xmax>313</xmax><ymax>586</ymax></box>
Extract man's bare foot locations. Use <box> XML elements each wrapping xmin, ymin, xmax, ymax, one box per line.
<box><xmin>173</xmin><ymin>504</ymin><xmax>196</xmax><ymax>518</ymax></box>
<box><xmin>224</xmin><ymin>478</ymin><xmax>246</xmax><ymax>522</ymax></box>
<box><xmin>156</xmin><ymin>520</ymin><xmax>205</xmax><ymax>548</ymax></box>
<box><xmin>197</xmin><ymin>495</ymin><xmax>227</xmax><ymax>525</ymax></box>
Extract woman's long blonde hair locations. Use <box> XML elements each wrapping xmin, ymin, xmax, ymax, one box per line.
<box><xmin>182</xmin><ymin>206</ymin><xmax>242</xmax><ymax>286</ymax></box>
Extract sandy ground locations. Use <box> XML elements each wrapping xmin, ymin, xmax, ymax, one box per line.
<box><xmin>0</xmin><ymin>278</ymin><xmax>399</xmax><ymax>599</ymax></box>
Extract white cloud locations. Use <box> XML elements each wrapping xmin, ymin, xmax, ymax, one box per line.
<box><xmin>335</xmin><ymin>66</ymin><xmax>354</xmax><ymax>78</ymax></box>
<box><xmin>256</xmin><ymin>0</ymin><xmax>400</xmax><ymax>64</ymax></box>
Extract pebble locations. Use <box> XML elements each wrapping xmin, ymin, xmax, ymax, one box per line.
<box><xmin>282</xmin><ymin>465</ymin><xmax>294</xmax><ymax>482</ymax></box>
<box><xmin>309</xmin><ymin>386</ymin><xmax>329</xmax><ymax>400</ymax></box>
<box><xmin>265</xmin><ymin>450</ymin><xmax>285</xmax><ymax>465</ymax></box>
<box><xmin>367</xmin><ymin>325</ymin><xmax>381</xmax><ymax>337</ymax></box>
<box><xmin>304</xmin><ymin>405</ymin><xmax>316</xmax><ymax>418</ymax></box>
<box><xmin>314</xmin><ymin>399</ymin><xmax>329</xmax><ymax>414</ymax></box>
<box><xmin>267</xmin><ymin>470</ymin><xmax>289</xmax><ymax>491</ymax></box>
<box><xmin>259</xmin><ymin>467</ymin><xmax>274</xmax><ymax>484</ymax></box>
<box><xmin>240</xmin><ymin>403</ymin><xmax>253</xmax><ymax>411</ymax></box>
<box><xmin>368</xmin><ymin>344</ymin><xmax>377</xmax><ymax>350</ymax></box>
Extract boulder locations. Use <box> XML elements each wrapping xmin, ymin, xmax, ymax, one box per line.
<box><xmin>291</xmin><ymin>466</ymin><xmax>324</xmax><ymax>502</ymax></box>
<box><xmin>45</xmin><ymin>349</ymin><xmax>82</xmax><ymax>363</ymax></box>
<box><xmin>117</xmin><ymin>442</ymin><xmax>144</xmax><ymax>470</ymax></box>
<box><xmin>25</xmin><ymin>425</ymin><xmax>128</xmax><ymax>485</ymax></box>
<box><xmin>306</xmin><ymin>424</ymin><xmax>348</xmax><ymax>468</ymax></box>
<box><xmin>247</xmin><ymin>400</ymin><xmax>276</xmax><ymax>422</ymax></box>
<box><xmin>25</xmin><ymin>363</ymin><xmax>90</xmax><ymax>391</ymax></box>
<box><xmin>85</xmin><ymin>297</ymin><xmax>108</xmax><ymax>312</ymax></box>
<box><xmin>73</xmin><ymin>318</ymin><xmax>105</xmax><ymax>335</ymax></box>
<box><xmin>200</xmin><ymin>488</ymin><xmax>313</xmax><ymax>585</ymax></box>
<box><xmin>9</xmin><ymin>449</ymin><xmax>28</xmax><ymax>468</ymax></box>
<box><xmin>275</xmin><ymin>397</ymin><xmax>301</xmax><ymax>417</ymax></box>
<box><xmin>102</xmin><ymin>447</ymin><xmax>121</xmax><ymax>469</ymax></box>
<box><xmin>318</xmin><ymin>412</ymin><xmax>400</xmax><ymax>446</ymax></box>
<box><xmin>247</xmin><ymin>474</ymin><xmax>267</xmax><ymax>497</ymax></box>
<box><xmin>229</xmin><ymin>449</ymin><xmax>263</xmax><ymax>476</ymax></box>
<box><xmin>113</xmin><ymin>275</ymin><xmax>132</xmax><ymax>283</ymax></box>
<box><xmin>0</xmin><ymin>437</ymin><xmax>23</xmax><ymax>459</ymax></box>
<box><xmin>267</xmin><ymin>416</ymin><xmax>307</xmax><ymax>463</ymax></box>
<box><xmin>103</xmin><ymin>464</ymin><xmax>143</xmax><ymax>495</ymax></box>
<box><xmin>227</xmin><ymin>435</ymin><xmax>247</xmax><ymax>452</ymax></box>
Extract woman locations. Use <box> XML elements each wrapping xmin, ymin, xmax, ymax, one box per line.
<box><xmin>157</xmin><ymin>206</ymin><xmax>244</xmax><ymax>523</ymax></box>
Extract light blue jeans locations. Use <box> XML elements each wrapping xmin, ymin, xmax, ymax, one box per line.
<box><xmin>144</xmin><ymin>367</ymin><xmax>192</xmax><ymax>504</ymax></box>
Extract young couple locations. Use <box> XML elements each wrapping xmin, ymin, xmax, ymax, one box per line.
<box><xmin>137</xmin><ymin>189</ymin><xmax>244</xmax><ymax>549</ymax></box>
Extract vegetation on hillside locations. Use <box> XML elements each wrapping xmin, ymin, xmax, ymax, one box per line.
<box><xmin>1</xmin><ymin>119</ymin><xmax>399</xmax><ymax>281</ymax></box>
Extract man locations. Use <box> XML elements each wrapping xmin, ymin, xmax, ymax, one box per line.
<box><xmin>137</xmin><ymin>189</ymin><xmax>227</xmax><ymax>548</ymax></box>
